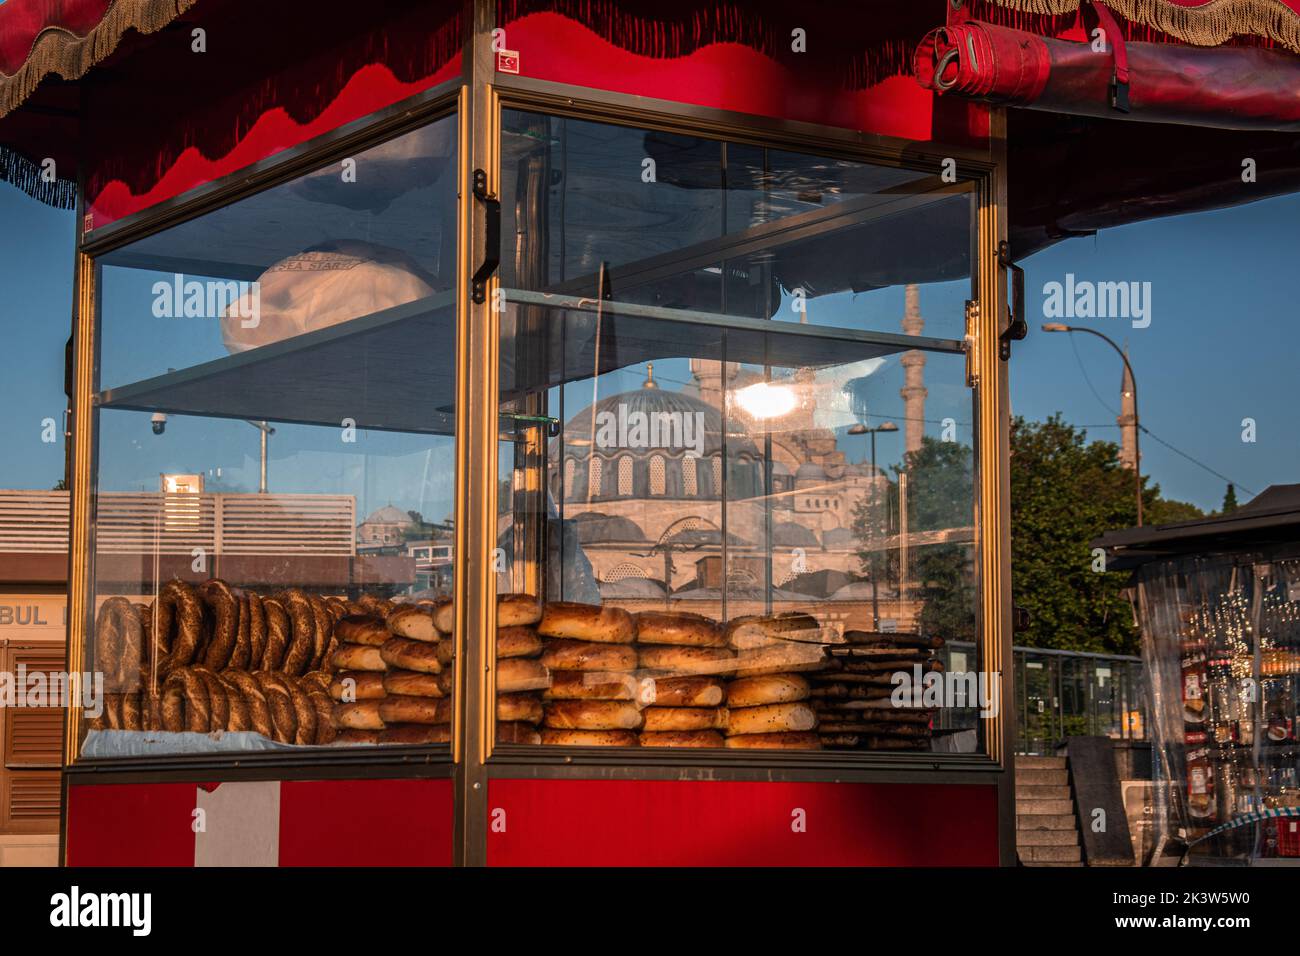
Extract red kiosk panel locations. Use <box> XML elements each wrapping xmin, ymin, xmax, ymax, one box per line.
<box><xmin>488</xmin><ymin>779</ymin><xmax>998</xmax><ymax>866</ymax></box>
<box><xmin>66</xmin><ymin>778</ymin><xmax>454</xmax><ymax>867</ymax></box>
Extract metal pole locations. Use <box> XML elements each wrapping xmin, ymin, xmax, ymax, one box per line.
<box><xmin>1056</xmin><ymin>326</ymin><xmax>1143</xmax><ymax>526</ymax></box>
<box><xmin>259</xmin><ymin>423</ymin><xmax>268</xmax><ymax>493</ymax></box>
<box><xmin>870</xmin><ymin>430</ymin><xmax>880</xmax><ymax>630</ymax></box>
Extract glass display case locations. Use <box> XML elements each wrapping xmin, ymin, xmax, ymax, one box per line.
<box><xmin>77</xmin><ymin>111</ymin><xmax>462</xmax><ymax>756</ymax></box>
<box><xmin>1136</xmin><ymin>550</ymin><xmax>1300</xmax><ymax>863</ymax></box>
<box><xmin>492</xmin><ymin>108</ymin><xmax>983</xmax><ymax>753</ymax></box>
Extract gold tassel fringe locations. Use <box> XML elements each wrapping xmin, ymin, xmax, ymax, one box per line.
<box><xmin>982</xmin><ymin>0</ymin><xmax>1300</xmax><ymax>51</ymax></box>
<box><xmin>1</xmin><ymin>0</ymin><xmax>199</xmax><ymax>118</ymax></box>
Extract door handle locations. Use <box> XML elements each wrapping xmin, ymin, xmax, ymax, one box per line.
<box><xmin>997</xmin><ymin>240</ymin><xmax>1027</xmax><ymax>360</ymax></box>
<box><xmin>471</xmin><ymin>168</ymin><xmax>501</xmax><ymax>305</ymax></box>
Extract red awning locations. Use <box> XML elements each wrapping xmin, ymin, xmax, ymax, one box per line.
<box><xmin>915</xmin><ymin>17</ymin><xmax>1300</xmax><ymax>130</ymax></box>
<box><xmin>0</xmin><ymin>0</ymin><xmax>196</xmax><ymax>118</ymax></box>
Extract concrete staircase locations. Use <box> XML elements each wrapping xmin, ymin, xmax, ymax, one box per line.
<box><xmin>1016</xmin><ymin>755</ymin><xmax>1082</xmax><ymax>866</ymax></box>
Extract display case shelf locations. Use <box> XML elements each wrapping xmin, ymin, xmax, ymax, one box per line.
<box><xmin>502</xmin><ymin>288</ymin><xmax>965</xmax><ymax>399</ymax></box>
<box><xmin>97</xmin><ymin>287</ymin><xmax>965</xmax><ymax>433</ymax></box>
<box><xmin>97</xmin><ymin>292</ymin><xmax>458</xmax><ymax>435</ymax></box>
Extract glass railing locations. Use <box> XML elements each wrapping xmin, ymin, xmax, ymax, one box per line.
<box><xmin>939</xmin><ymin>641</ymin><xmax>1146</xmax><ymax>755</ymax></box>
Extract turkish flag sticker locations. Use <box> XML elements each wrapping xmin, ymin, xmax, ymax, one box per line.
<box><xmin>497</xmin><ymin>50</ymin><xmax>520</xmax><ymax>74</ymax></box>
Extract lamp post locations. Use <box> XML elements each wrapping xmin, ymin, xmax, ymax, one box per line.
<box><xmin>1041</xmin><ymin>323</ymin><xmax>1143</xmax><ymax>526</ymax></box>
<box><xmin>849</xmin><ymin>421</ymin><xmax>899</xmax><ymax>628</ymax></box>
<box><xmin>152</xmin><ymin>415</ymin><xmax>275</xmax><ymax>493</ymax></box>
<box><xmin>244</xmin><ymin>420</ymin><xmax>275</xmax><ymax>493</ymax></box>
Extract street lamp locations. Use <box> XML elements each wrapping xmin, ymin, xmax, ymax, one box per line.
<box><xmin>150</xmin><ymin>415</ymin><xmax>275</xmax><ymax>493</ymax></box>
<box><xmin>244</xmin><ymin>420</ymin><xmax>275</xmax><ymax>493</ymax></box>
<box><xmin>848</xmin><ymin>421</ymin><xmax>898</xmax><ymax>628</ymax></box>
<box><xmin>1041</xmin><ymin>323</ymin><xmax>1143</xmax><ymax>526</ymax></box>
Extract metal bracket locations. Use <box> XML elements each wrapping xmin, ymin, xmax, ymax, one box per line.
<box><xmin>471</xmin><ymin>168</ymin><xmax>500</xmax><ymax>305</ymax></box>
<box><xmin>964</xmin><ymin>299</ymin><xmax>979</xmax><ymax>387</ymax></box>
<box><xmin>997</xmin><ymin>240</ymin><xmax>1027</xmax><ymax>361</ymax></box>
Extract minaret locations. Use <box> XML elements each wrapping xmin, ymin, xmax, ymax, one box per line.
<box><xmin>1118</xmin><ymin>349</ymin><xmax>1138</xmax><ymax>470</ymax></box>
<box><xmin>689</xmin><ymin>358</ymin><xmax>738</xmax><ymax>407</ymax></box>
<box><xmin>899</xmin><ymin>284</ymin><xmax>927</xmax><ymax>456</ymax></box>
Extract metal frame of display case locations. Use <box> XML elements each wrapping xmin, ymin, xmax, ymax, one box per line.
<box><xmin>62</xmin><ymin>0</ymin><xmax>1016</xmax><ymax>866</ymax></box>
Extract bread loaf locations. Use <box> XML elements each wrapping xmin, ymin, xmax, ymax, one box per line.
<box><xmin>724</xmin><ymin>612</ymin><xmax>823</xmax><ymax>649</ymax></box>
<box><xmin>387</xmin><ymin>605</ymin><xmax>439</xmax><ymax>642</ymax></box>
<box><xmin>543</xmin><ymin>699</ymin><xmax>643</xmax><ymax>731</ymax></box>
<box><xmin>497</xmin><ymin>693</ymin><xmax>544</xmax><ymax>724</ymax></box>
<box><xmin>544</xmin><ymin>670</ymin><xmax>638</xmax><ymax>700</ymax></box>
<box><xmin>383</xmin><ymin>668</ymin><xmax>451</xmax><ymax>698</ymax></box>
<box><xmin>433</xmin><ymin>598</ymin><xmax>454</xmax><ymax>634</ymax></box>
<box><xmin>498</xmin><ymin>626</ymin><xmax>542</xmax><ymax>659</ymax></box>
<box><xmin>731</xmin><ymin>642</ymin><xmax>828</xmax><ymax>677</ymax></box>
<box><xmin>497</xmin><ymin>657</ymin><xmax>550</xmax><ymax>692</ymax></box>
<box><xmin>726</xmin><ymin>674</ymin><xmax>811</xmax><ymax>707</ymax></box>
<box><xmin>726</xmin><ymin>701</ymin><xmax>817</xmax><ymax>735</ymax></box>
<box><xmin>642</xmin><ymin>706</ymin><xmax>728</xmax><ymax>732</ymax></box>
<box><xmin>643</xmin><ymin>676</ymin><xmax>725</xmax><ymax>707</ymax></box>
<box><xmin>637</xmin><ymin>644</ymin><xmax>736</xmax><ymax>676</ymax></box>
<box><xmin>541</xmin><ymin>639</ymin><xmax>636</xmax><ymax>672</ymax></box>
<box><xmin>498</xmin><ymin>594</ymin><xmax>543</xmax><ymax>627</ymax></box>
<box><xmin>380</xmin><ymin>723</ymin><xmax>450</xmax><ymax>745</ymax></box>
<box><xmin>330</xmin><ymin>644</ymin><xmax>387</xmax><ymax>672</ymax></box>
<box><xmin>538</xmin><ymin>602</ymin><xmax>634</xmax><ymax>643</ymax></box>
<box><xmin>378</xmin><ymin>695</ymin><xmax>451</xmax><ymax>725</ymax></box>
<box><xmin>333</xmin><ymin>700</ymin><xmax>385</xmax><ymax>731</ymax></box>
<box><xmin>634</xmin><ymin>611</ymin><xmax>725</xmax><ymax>647</ymax></box>
<box><xmin>329</xmin><ymin>670</ymin><xmax>387</xmax><ymax>701</ymax></box>
<box><xmin>435</xmin><ymin>639</ymin><xmax>455</xmax><ymax>667</ymax></box>
<box><xmin>379</xmin><ymin>636</ymin><xmax>443</xmax><ymax>673</ymax></box>
<box><xmin>497</xmin><ymin>721</ymin><xmax>542</xmax><ymax>745</ymax></box>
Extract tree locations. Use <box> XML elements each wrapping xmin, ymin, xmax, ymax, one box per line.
<box><xmin>851</xmin><ymin>415</ymin><xmax>1204</xmax><ymax>655</ymax></box>
<box><xmin>852</xmin><ymin>436</ymin><xmax>976</xmax><ymax>641</ymax></box>
<box><xmin>1008</xmin><ymin>414</ymin><xmax>1204</xmax><ymax>655</ymax></box>
<box><xmin>1147</xmin><ymin>496</ymin><xmax>1205</xmax><ymax>526</ymax></box>
<box><xmin>1221</xmin><ymin>483</ymin><xmax>1239</xmax><ymax>514</ymax></box>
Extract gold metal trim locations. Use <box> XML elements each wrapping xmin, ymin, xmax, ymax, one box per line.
<box><xmin>63</xmin><ymin>253</ymin><xmax>95</xmax><ymax>779</ymax></box>
<box><xmin>452</xmin><ymin>0</ymin><xmax>497</xmax><ymax>867</ymax></box>
<box><xmin>492</xmin><ymin>75</ymin><xmax>998</xmax><ymax>173</ymax></box>
<box><xmin>978</xmin><ymin>107</ymin><xmax>1017</xmax><ymax>864</ymax></box>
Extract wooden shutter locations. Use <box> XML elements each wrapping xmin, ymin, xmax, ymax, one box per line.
<box><xmin>0</xmin><ymin>645</ymin><xmax>64</xmax><ymax>833</ymax></box>
<box><xmin>3</xmin><ymin>646</ymin><xmax>65</xmax><ymax>768</ymax></box>
<box><xmin>5</xmin><ymin>773</ymin><xmax>60</xmax><ymax>823</ymax></box>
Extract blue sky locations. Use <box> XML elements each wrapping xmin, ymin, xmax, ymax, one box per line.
<box><xmin>1011</xmin><ymin>192</ymin><xmax>1300</xmax><ymax>510</ymax></box>
<box><xmin>2</xmin><ymin>181</ymin><xmax>1295</xmax><ymax>515</ymax></box>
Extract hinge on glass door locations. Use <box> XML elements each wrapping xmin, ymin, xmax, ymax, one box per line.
<box><xmin>471</xmin><ymin>168</ymin><xmax>501</xmax><ymax>304</ymax></box>
<box><xmin>997</xmin><ymin>240</ymin><xmax>1027</xmax><ymax>361</ymax></box>
<box><xmin>964</xmin><ymin>299</ymin><xmax>979</xmax><ymax>387</ymax></box>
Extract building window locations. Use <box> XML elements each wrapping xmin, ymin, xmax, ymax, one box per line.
<box><xmin>588</xmin><ymin>457</ymin><xmax>603</xmax><ymax>498</ymax></box>
<box><xmin>606</xmin><ymin>563</ymin><xmax>649</xmax><ymax>582</ymax></box>
<box><xmin>618</xmin><ymin>456</ymin><xmax>633</xmax><ymax>496</ymax></box>
<box><xmin>682</xmin><ymin>455</ymin><xmax>698</xmax><ymax>496</ymax></box>
<box><xmin>650</xmin><ymin>455</ymin><xmax>666</xmax><ymax>496</ymax></box>
<box><xmin>564</xmin><ymin>458</ymin><xmax>576</xmax><ymax>498</ymax></box>
<box><xmin>712</xmin><ymin>457</ymin><xmax>723</xmax><ymax>496</ymax></box>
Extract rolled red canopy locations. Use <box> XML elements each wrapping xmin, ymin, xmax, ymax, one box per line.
<box><xmin>915</xmin><ymin>20</ymin><xmax>1300</xmax><ymax>131</ymax></box>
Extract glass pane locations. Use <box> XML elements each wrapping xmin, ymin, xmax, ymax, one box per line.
<box><xmin>83</xmin><ymin>116</ymin><xmax>459</xmax><ymax>757</ymax></box>
<box><xmin>500</xmin><ymin>111</ymin><xmax>971</xmax><ymax>340</ymax></box>
<box><xmin>496</xmin><ymin>109</ymin><xmax>981</xmax><ymax>754</ymax></box>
